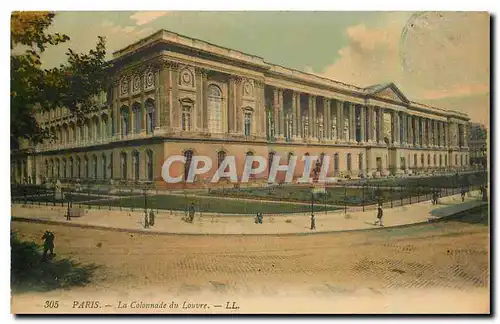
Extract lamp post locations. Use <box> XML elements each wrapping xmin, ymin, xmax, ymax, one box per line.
<box><xmin>143</xmin><ymin>187</ymin><xmax>149</xmax><ymax>228</ymax></box>
<box><xmin>66</xmin><ymin>188</ymin><xmax>72</xmax><ymax>221</ymax></box>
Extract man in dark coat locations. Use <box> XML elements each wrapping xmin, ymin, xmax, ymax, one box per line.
<box><xmin>374</xmin><ymin>205</ymin><xmax>384</xmax><ymax>226</ymax></box>
<box><xmin>310</xmin><ymin>214</ymin><xmax>316</xmax><ymax>230</ymax></box>
<box><xmin>42</xmin><ymin>231</ymin><xmax>55</xmax><ymax>259</ymax></box>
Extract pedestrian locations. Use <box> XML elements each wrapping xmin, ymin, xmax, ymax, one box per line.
<box><xmin>258</xmin><ymin>212</ymin><xmax>263</xmax><ymax>224</ymax></box>
<box><xmin>255</xmin><ymin>213</ymin><xmax>259</xmax><ymax>224</ymax></box>
<box><xmin>149</xmin><ymin>209</ymin><xmax>155</xmax><ymax>227</ymax></box>
<box><xmin>41</xmin><ymin>230</ymin><xmax>55</xmax><ymax>260</ymax></box>
<box><xmin>461</xmin><ymin>188</ymin><xmax>466</xmax><ymax>202</ymax></box>
<box><xmin>374</xmin><ymin>205</ymin><xmax>384</xmax><ymax>226</ymax></box>
<box><xmin>144</xmin><ymin>212</ymin><xmax>149</xmax><ymax>228</ymax></box>
<box><xmin>310</xmin><ymin>214</ymin><xmax>316</xmax><ymax>230</ymax></box>
<box><xmin>188</xmin><ymin>202</ymin><xmax>195</xmax><ymax>223</ymax></box>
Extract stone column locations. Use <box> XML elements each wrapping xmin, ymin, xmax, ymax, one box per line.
<box><xmin>336</xmin><ymin>100</ymin><xmax>343</xmax><ymax>142</ymax></box>
<box><xmin>278</xmin><ymin>88</ymin><xmax>285</xmax><ymax>139</ymax></box>
<box><xmin>398</xmin><ymin>112</ymin><xmax>404</xmax><ymax>146</ymax></box>
<box><xmin>433</xmin><ymin>120</ymin><xmax>438</xmax><ymax>147</ymax></box>
<box><xmin>324</xmin><ymin>98</ymin><xmax>331</xmax><ymax>140</ymax></box>
<box><xmin>378</xmin><ymin>107</ymin><xmax>385</xmax><ymax>145</ymax></box>
<box><xmin>307</xmin><ymin>95</ymin><xmax>313</xmax><ymax>139</ymax></box>
<box><xmin>291</xmin><ymin>92</ymin><xmax>297</xmax><ymax>138</ymax></box>
<box><xmin>407</xmin><ymin>115</ymin><xmax>413</xmax><ymax>146</ymax></box>
<box><xmin>446</xmin><ymin>122</ymin><xmax>450</xmax><ymax>148</ymax></box>
<box><xmin>349</xmin><ymin>102</ymin><xmax>356</xmax><ymax>143</ymax></box>
<box><xmin>296</xmin><ymin>93</ymin><xmax>302</xmax><ymax>139</ymax></box>
<box><xmin>392</xmin><ymin>110</ymin><xmax>399</xmax><ymax>145</ymax></box>
<box><xmin>370</xmin><ymin>106</ymin><xmax>377</xmax><ymax>144</ymax></box>
<box><xmin>360</xmin><ymin>105</ymin><xmax>365</xmax><ymax>144</ymax></box>
<box><xmin>463</xmin><ymin>123</ymin><xmax>468</xmax><ymax>148</ymax></box>
<box><xmin>311</xmin><ymin>95</ymin><xmax>317</xmax><ymax>139</ymax></box>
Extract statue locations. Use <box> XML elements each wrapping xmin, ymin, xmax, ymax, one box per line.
<box><xmin>54</xmin><ymin>180</ymin><xmax>63</xmax><ymax>200</ymax></box>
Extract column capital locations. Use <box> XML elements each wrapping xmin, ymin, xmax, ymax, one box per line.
<box><xmin>323</xmin><ymin>98</ymin><xmax>331</xmax><ymax>105</ymax></box>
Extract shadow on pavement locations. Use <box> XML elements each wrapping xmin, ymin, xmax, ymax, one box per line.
<box><xmin>433</xmin><ymin>205</ymin><xmax>489</xmax><ymax>226</ymax></box>
<box><xmin>11</xmin><ymin>231</ymin><xmax>100</xmax><ymax>294</ymax></box>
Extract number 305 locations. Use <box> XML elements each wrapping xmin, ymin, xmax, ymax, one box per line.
<box><xmin>44</xmin><ymin>301</ymin><xmax>59</xmax><ymax>308</ymax></box>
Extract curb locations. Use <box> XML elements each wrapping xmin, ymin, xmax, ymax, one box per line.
<box><xmin>11</xmin><ymin>202</ymin><xmax>488</xmax><ymax>237</ymax></box>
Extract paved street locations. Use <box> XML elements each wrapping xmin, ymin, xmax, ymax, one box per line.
<box><xmin>11</xmin><ymin>204</ymin><xmax>489</xmax><ymax>314</ymax></box>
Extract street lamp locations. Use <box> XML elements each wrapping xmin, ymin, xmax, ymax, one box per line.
<box><xmin>66</xmin><ymin>188</ymin><xmax>72</xmax><ymax>221</ymax></box>
<box><xmin>143</xmin><ymin>187</ymin><xmax>149</xmax><ymax>228</ymax></box>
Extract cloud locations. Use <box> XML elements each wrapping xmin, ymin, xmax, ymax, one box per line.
<box><xmin>316</xmin><ymin>12</ymin><xmax>489</xmax><ymax>123</ymax></box>
<box><xmin>130</xmin><ymin>11</ymin><xmax>169</xmax><ymax>26</ymax></box>
<box><xmin>421</xmin><ymin>83</ymin><xmax>490</xmax><ymax>101</ymax></box>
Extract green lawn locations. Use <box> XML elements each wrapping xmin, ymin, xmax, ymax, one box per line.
<box><xmin>13</xmin><ymin>194</ymin><xmax>103</xmax><ymax>204</ymax></box>
<box><xmin>206</xmin><ymin>186</ymin><xmax>434</xmax><ymax>206</ymax></box>
<box><xmin>91</xmin><ymin>194</ymin><xmax>338</xmax><ymax>214</ymax></box>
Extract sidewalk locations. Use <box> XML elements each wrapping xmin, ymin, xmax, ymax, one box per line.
<box><xmin>11</xmin><ymin>191</ymin><xmax>488</xmax><ymax>235</ymax></box>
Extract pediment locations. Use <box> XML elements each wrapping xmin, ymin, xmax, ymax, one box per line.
<box><xmin>366</xmin><ymin>83</ymin><xmax>410</xmax><ymax>105</ymax></box>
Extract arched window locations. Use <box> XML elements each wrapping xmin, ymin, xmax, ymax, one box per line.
<box><xmin>244</xmin><ymin>111</ymin><xmax>252</xmax><ymax>136</ymax></box>
<box><xmin>62</xmin><ymin>159</ymin><xmax>66</xmax><ymax>179</ymax></box>
<box><xmin>56</xmin><ymin>159</ymin><xmax>60</xmax><ymax>179</ymax></box>
<box><xmin>70</xmin><ymin>123</ymin><xmax>76</xmax><ymax>142</ymax></box>
<box><xmin>414</xmin><ymin>154</ymin><xmax>418</xmax><ymax>167</ymax></box>
<box><xmin>184</xmin><ymin>150</ymin><xmax>193</xmax><ymax>181</ymax></box>
<box><xmin>455</xmin><ymin>154</ymin><xmax>458</xmax><ymax>166</ymax></box>
<box><xmin>268</xmin><ymin>151</ymin><xmax>276</xmax><ymax>175</ymax></box>
<box><xmin>79</xmin><ymin>124</ymin><xmax>84</xmax><ymax>142</ymax></box>
<box><xmin>445</xmin><ymin>154</ymin><xmax>448</xmax><ymax>166</ymax></box>
<box><xmin>427</xmin><ymin>154</ymin><xmax>431</xmax><ymax>166</ymax></box>
<box><xmin>69</xmin><ymin>157</ymin><xmax>73</xmax><ymax>178</ymax></box>
<box><xmin>347</xmin><ymin>153</ymin><xmax>352</xmax><ymax>171</ymax></box>
<box><xmin>63</xmin><ymin>125</ymin><xmax>68</xmax><ymax>144</ymax></box>
<box><xmin>460</xmin><ymin>155</ymin><xmax>463</xmax><ymax>166</ymax></box>
<box><xmin>109</xmin><ymin>154</ymin><xmax>113</xmax><ymax>179</ymax></box>
<box><xmin>92</xmin><ymin>155</ymin><xmax>98</xmax><ymax>180</ymax></box>
<box><xmin>434</xmin><ymin>154</ymin><xmax>437</xmax><ymax>166</ymax></box>
<box><xmin>121</xmin><ymin>152</ymin><xmax>128</xmax><ymax>180</ymax></box>
<box><xmin>102</xmin><ymin>154</ymin><xmax>107</xmax><ymax>180</ymax></box>
<box><xmin>358</xmin><ymin>153</ymin><xmax>363</xmax><ymax>171</ymax></box>
<box><xmin>334</xmin><ymin>153</ymin><xmax>339</xmax><ymax>173</ymax></box>
<box><xmin>439</xmin><ymin>154</ymin><xmax>443</xmax><ymax>167</ymax></box>
<box><xmin>84</xmin><ymin>120</ymin><xmax>90</xmax><ymax>141</ymax></box>
<box><xmin>181</xmin><ymin>106</ymin><xmax>191</xmax><ymax>131</ymax></box>
<box><xmin>207</xmin><ymin>85</ymin><xmax>222</xmax><ymax>133</ymax></box>
<box><xmin>133</xmin><ymin>103</ymin><xmax>141</xmax><ymax>134</ymax></box>
<box><xmin>146</xmin><ymin>100</ymin><xmax>155</xmax><ymax>134</ymax></box>
<box><xmin>94</xmin><ymin>118</ymin><xmax>100</xmax><ymax>139</ymax></box>
<box><xmin>146</xmin><ymin>150</ymin><xmax>153</xmax><ymax>182</ymax></box>
<box><xmin>102</xmin><ymin>116</ymin><xmax>108</xmax><ymax>138</ymax></box>
<box><xmin>421</xmin><ymin>154</ymin><xmax>424</xmax><ymax>166</ymax></box>
<box><xmin>132</xmin><ymin>150</ymin><xmax>140</xmax><ymax>181</ymax></box>
<box><xmin>84</xmin><ymin>155</ymin><xmax>89</xmax><ymax>178</ymax></box>
<box><xmin>76</xmin><ymin>157</ymin><xmax>81</xmax><ymax>178</ymax></box>
<box><xmin>121</xmin><ymin>106</ymin><xmax>130</xmax><ymax>136</ymax></box>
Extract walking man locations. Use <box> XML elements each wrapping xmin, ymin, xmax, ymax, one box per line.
<box><xmin>188</xmin><ymin>202</ymin><xmax>195</xmax><ymax>223</ymax></box>
<box><xmin>374</xmin><ymin>205</ymin><xmax>384</xmax><ymax>226</ymax></box>
<box><xmin>461</xmin><ymin>187</ymin><xmax>466</xmax><ymax>202</ymax></box>
<box><xmin>310</xmin><ymin>214</ymin><xmax>316</xmax><ymax>230</ymax></box>
<box><xmin>149</xmin><ymin>209</ymin><xmax>155</xmax><ymax>227</ymax></box>
<box><xmin>41</xmin><ymin>230</ymin><xmax>55</xmax><ymax>260</ymax></box>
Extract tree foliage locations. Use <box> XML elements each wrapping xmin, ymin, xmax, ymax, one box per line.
<box><xmin>11</xmin><ymin>11</ymin><xmax>111</xmax><ymax>148</ymax></box>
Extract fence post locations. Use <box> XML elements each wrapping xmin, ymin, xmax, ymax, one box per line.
<box><xmin>362</xmin><ymin>184</ymin><xmax>365</xmax><ymax>212</ymax></box>
<box><xmin>344</xmin><ymin>185</ymin><xmax>347</xmax><ymax>214</ymax></box>
<box><xmin>391</xmin><ymin>186</ymin><xmax>393</xmax><ymax>208</ymax></box>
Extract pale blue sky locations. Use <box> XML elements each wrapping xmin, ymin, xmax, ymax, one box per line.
<box><xmin>39</xmin><ymin>11</ymin><xmax>489</xmax><ymax>125</ymax></box>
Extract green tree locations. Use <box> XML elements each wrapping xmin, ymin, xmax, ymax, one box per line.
<box><xmin>11</xmin><ymin>11</ymin><xmax>111</xmax><ymax>149</ymax></box>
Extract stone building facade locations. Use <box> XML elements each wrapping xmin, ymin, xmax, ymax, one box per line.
<box><xmin>11</xmin><ymin>29</ymin><xmax>471</xmax><ymax>188</ymax></box>
<box><xmin>468</xmin><ymin>123</ymin><xmax>487</xmax><ymax>167</ymax></box>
